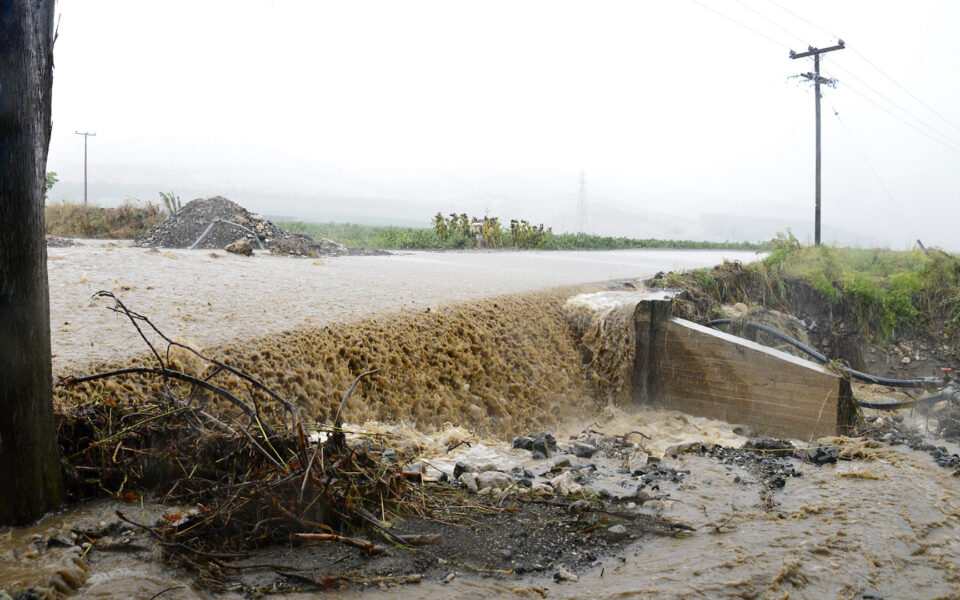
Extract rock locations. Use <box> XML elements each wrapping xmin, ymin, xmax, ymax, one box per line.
<box><xmin>531</xmin><ymin>483</ymin><xmax>554</xmax><ymax>495</ymax></box>
<box><xmin>522</xmin><ymin>469</ymin><xmax>535</xmax><ymax>479</ymax></box>
<box><xmin>476</xmin><ymin>471</ymin><xmax>515</xmax><ymax>490</ymax></box>
<box><xmin>742</xmin><ymin>438</ymin><xmax>795</xmax><ymax>452</ymax></box>
<box><xmin>531</xmin><ymin>449</ymin><xmax>548</xmax><ymax>460</ymax></box>
<box><xmin>459</xmin><ymin>472</ymin><xmax>479</xmax><ymax>493</ymax></box>
<box><xmin>453</xmin><ymin>461</ymin><xmax>471</xmax><ymax>479</ymax></box>
<box><xmin>733</xmin><ymin>302</ymin><xmax>749</xmax><ymax>314</ymax></box>
<box><xmin>552</xmin><ymin>456</ymin><xmax>573</xmax><ymax>469</ymax></box>
<box><xmin>572</xmin><ymin>442</ymin><xmax>596</xmax><ymax>458</ymax></box>
<box><xmin>901</xmin><ymin>356</ymin><xmax>911</xmax><ymax>365</ymax></box>
<box><xmin>512</xmin><ymin>436</ymin><xmax>534</xmax><ymax>450</ymax></box>
<box><xmin>627</xmin><ymin>449</ymin><xmax>649</xmax><ymax>474</ymax></box>
<box><xmin>664</xmin><ymin>442</ymin><xmax>703</xmax><ymax>458</ymax></box>
<box><xmin>605</xmin><ymin>524</ymin><xmax>629</xmax><ymax>542</ymax></box>
<box><xmin>512</xmin><ymin>433</ymin><xmax>557</xmax><ymax>455</ymax></box>
<box><xmin>551</xmin><ymin>471</ymin><xmax>582</xmax><ymax>496</ymax></box>
<box><xmin>554</xmin><ymin>566</ymin><xmax>579</xmax><ymax>582</ymax></box>
<box><xmin>500</xmin><ymin>549</ymin><xmax>513</xmax><ymax>560</ymax></box>
<box><xmin>225</xmin><ymin>239</ymin><xmax>253</xmax><ymax>256</ymax></box>
<box><xmin>806</xmin><ymin>441</ymin><xmax>839</xmax><ymax>464</ymax></box>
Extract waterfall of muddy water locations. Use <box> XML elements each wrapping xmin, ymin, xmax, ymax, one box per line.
<box><xmin>56</xmin><ymin>287</ymin><xmax>605</xmax><ymax>436</ymax></box>
<box><xmin>563</xmin><ymin>291</ymin><xmax>651</xmax><ymax>405</ymax></box>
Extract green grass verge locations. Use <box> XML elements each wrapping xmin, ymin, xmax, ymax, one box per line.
<box><xmin>277</xmin><ymin>220</ymin><xmax>763</xmax><ymax>251</ymax></box>
<box><xmin>661</xmin><ymin>231</ymin><xmax>960</xmax><ymax>342</ymax></box>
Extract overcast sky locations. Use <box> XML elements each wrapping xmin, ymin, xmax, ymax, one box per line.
<box><xmin>46</xmin><ymin>1</ymin><xmax>960</xmax><ymax>248</ymax></box>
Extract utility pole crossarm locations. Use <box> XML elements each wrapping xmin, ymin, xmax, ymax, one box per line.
<box><xmin>789</xmin><ymin>41</ymin><xmax>845</xmax><ymax>59</ymax></box>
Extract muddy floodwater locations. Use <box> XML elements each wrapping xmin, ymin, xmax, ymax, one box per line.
<box><xmin>4</xmin><ymin>406</ymin><xmax>959</xmax><ymax>599</ymax></box>
<box><xmin>10</xmin><ymin>244</ymin><xmax>958</xmax><ymax>599</ymax></box>
<box><xmin>47</xmin><ymin>242</ymin><xmax>759</xmax><ymax>375</ymax></box>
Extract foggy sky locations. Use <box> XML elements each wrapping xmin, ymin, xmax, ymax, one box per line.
<box><xmin>46</xmin><ymin>1</ymin><xmax>960</xmax><ymax>249</ymax></box>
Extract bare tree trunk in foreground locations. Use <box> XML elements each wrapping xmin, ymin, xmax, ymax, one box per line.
<box><xmin>0</xmin><ymin>0</ymin><xmax>62</xmax><ymax>525</ymax></box>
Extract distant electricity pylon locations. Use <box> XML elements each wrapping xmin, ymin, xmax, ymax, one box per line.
<box><xmin>75</xmin><ymin>130</ymin><xmax>96</xmax><ymax>206</ymax></box>
<box><xmin>790</xmin><ymin>41</ymin><xmax>844</xmax><ymax>246</ymax></box>
<box><xmin>576</xmin><ymin>170</ymin><xmax>588</xmax><ymax>234</ymax></box>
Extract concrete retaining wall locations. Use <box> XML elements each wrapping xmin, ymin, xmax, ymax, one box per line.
<box><xmin>632</xmin><ymin>296</ymin><xmax>854</xmax><ymax>440</ymax></box>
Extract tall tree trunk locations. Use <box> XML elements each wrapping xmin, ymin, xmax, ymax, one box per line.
<box><xmin>0</xmin><ymin>0</ymin><xmax>62</xmax><ymax>525</ymax></box>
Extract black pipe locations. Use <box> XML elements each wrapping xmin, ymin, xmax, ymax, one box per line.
<box><xmin>706</xmin><ymin>318</ymin><xmax>929</xmax><ymax>389</ymax></box>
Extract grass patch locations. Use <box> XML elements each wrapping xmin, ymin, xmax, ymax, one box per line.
<box><xmin>278</xmin><ymin>220</ymin><xmax>763</xmax><ymax>251</ymax></box>
<box><xmin>46</xmin><ymin>200</ymin><xmax>166</xmax><ymax>239</ymax></box>
<box><xmin>660</xmin><ymin>231</ymin><xmax>960</xmax><ymax>343</ymax></box>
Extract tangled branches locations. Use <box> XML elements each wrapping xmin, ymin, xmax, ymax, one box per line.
<box><xmin>57</xmin><ymin>292</ymin><xmax>430</xmax><ymax>581</ymax></box>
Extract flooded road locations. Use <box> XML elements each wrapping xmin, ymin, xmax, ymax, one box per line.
<box><xmin>47</xmin><ymin>243</ymin><xmax>758</xmax><ymax>375</ymax></box>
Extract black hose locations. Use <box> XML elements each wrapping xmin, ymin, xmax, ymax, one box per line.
<box><xmin>854</xmin><ymin>391</ymin><xmax>945</xmax><ymax>410</ymax></box>
<box><xmin>706</xmin><ymin>318</ymin><xmax>929</xmax><ymax>389</ymax></box>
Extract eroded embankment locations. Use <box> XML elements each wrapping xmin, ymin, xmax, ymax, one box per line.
<box><xmin>56</xmin><ymin>287</ymin><xmax>610</xmax><ymax>437</ymax></box>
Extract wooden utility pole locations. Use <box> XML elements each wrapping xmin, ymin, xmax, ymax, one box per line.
<box><xmin>790</xmin><ymin>41</ymin><xmax>844</xmax><ymax>246</ymax></box>
<box><xmin>75</xmin><ymin>131</ymin><xmax>95</xmax><ymax>205</ymax></box>
<box><xmin>0</xmin><ymin>0</ymin><xmax>63</xmax><ymax>525</ymax></box>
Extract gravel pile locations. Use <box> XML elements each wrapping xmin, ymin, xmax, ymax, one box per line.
<box><xmin>134</xmin><ymin>196</ymin><xmax>291</xmax><ymax>249</ymax></box>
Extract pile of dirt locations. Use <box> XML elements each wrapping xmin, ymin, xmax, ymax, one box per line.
<box><xmin>134</xmin><ymin>196</ymin><xmax>291</xmax><ymax>249</ymax></box>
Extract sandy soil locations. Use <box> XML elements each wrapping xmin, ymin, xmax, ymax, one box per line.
<box><xmin>47</xmin><ymin>240</ymin><xmax>759</xmax><ymax>375</ymax></box>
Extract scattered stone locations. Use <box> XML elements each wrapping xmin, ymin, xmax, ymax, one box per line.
<box><xmin>453</xmin><ymin>461</ymin><xmax>470</xmax><ymax>479</ymax></box>
<box><xmin>664</xmin><ymin>442</ymin><xmax>704</xmax><ymax>458</ymax></box>
<box><xmin>46</xmin><ymin>235</ymin><xmax>76</xmax><ymax>247</ymax></box>
<box><xmin>459</xmin><ymin>472</ymin><xmax>479</xmax><ymax>493</ymax></box>
<box><xmin>742</xmin><ymin>438</ymin><xmax>796</xmax><ymax>452</ymax></box>
<box><xmin>627</xmin><ymin>449</ymin><xmax>649</xmax><ymax>474</ymax></box>
<box><xmin>225</xmin><ymin>239</ymin><xmax>253</xmax><ymax>256</ymax></box>
<box><xmin>901</xmin><ymin>356</ymin><xmax>911</xmax><ymax>365</ymax></box>
<box><xmin>531</xmin><ymin>483</ymin><xmax>554</xmax><ymax>495</ymax></box>
<box><xmin>476</xmin><ymin>471</ymin><xmax>515</xmax><ymax>490</ymax></box>
<box><xmin>551</xmin><ymin>471</ymin><xmax>582</xmax><ymax>496</ymax></box>
<box><xmin>605</xmin><ymin>524</ymin><xmax>629</xmax><ymax>542</ymax></box>
<box><xmin>500</xmin><ymin>549</ymin><xmax>513</xmax><ymax>560</ymax></box>
<box><xmin>552</xmin><ymin>456</ymin><xmax>573</xmax><ymax>469</ymax></box>
<box><xmin>805</xmin><ymin>441</ymin><xmax>839</xmax><ymax>465</ymax></box>
<box><xmin>572</xmin><ymin>442</ymin><xmax>597</xmax><ymax>458</ymax></box>
<box><xmin>554</xmin><ymin>565</ymin><xmax>579</xmax><ymax>582</ymax></box>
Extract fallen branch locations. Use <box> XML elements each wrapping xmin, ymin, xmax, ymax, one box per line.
<box><xmin>294</xmin><ymin>532</ymin><xmax>390</xmax><ymax>556</ymax></box>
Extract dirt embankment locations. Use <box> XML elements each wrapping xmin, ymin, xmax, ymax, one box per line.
<box><xmin>654</xmin><ymin>261</ymin><xmax>959</xmax><ymax>381</ymax></box>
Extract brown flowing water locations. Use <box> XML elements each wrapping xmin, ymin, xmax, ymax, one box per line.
<box><xmin>8</xmin><ymin>257</ymin><xmax>960</xmax><ymax>599</ymax></box>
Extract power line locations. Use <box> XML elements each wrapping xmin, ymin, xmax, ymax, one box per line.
<box><xmin>822</xmin><ymin>91</ymin><xmax>920</xmax><ymax>241</ymax></box>
<box><xmin>850</xmin><ymin>47</ymin><xmax>960</xmax><ymax>136</ymax></box>
<box><xmin>825</xmin><ymin>61</ymin><xmax>960</xmax><ymax>149</ymax></box>
<box><xmin>734</xmin><ymin>0</ymin><xmax>807</xmax><ymax>47</ymax></box>
<box><xmin>762</xmin><ymin>0</ymin><xmax>838</xmax><ymax>41</ymax></box>
<box><xmin>689</xmin><ymin>0</ymin><xmax>788</xmax><ymax>50</ymax></box>
<box><xmin>835</xmin><ymin>79</ymin><xmax>960</xmax><ymax>156</ymax></box>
